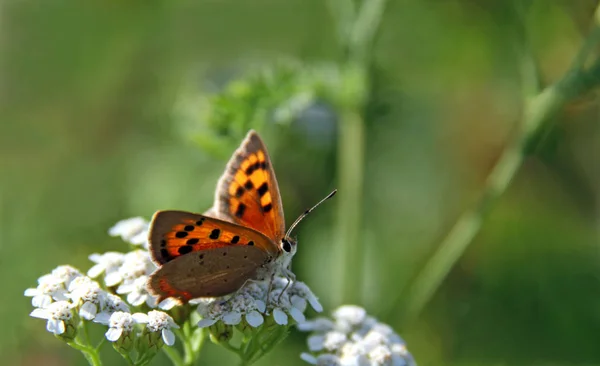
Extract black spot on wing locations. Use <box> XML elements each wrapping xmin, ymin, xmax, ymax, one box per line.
<box><xmin>178</xmin><ymin>245</ymin><xmax>193</xmax><ymax>255</ymax></box>
<box><xmin>235</xmin><ymin>186</ymin><xmax>244</xmax><ymax>198</ymax></box>
<box><xmin>235</xmin><ymin>203</ymin><xmax>246</xmax><ymax>218</ymax></box>
<box><xmin>262</xmin><ymin>203</ymin><xmax>272</xmax><ymax>213</ymax></box>
<box><xmin>209</xmin><ymin>229</ymin><xmax>221</xmax><ymax>239</ymax></box>
<box><xmin>257</xmin><ymin>182</ymin><xmax>268</xmax><ymax>197</ymax></box>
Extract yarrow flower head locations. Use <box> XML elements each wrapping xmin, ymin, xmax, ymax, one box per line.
<box><xmin>87</xmin><ymin>252</ymin><xmax>126</xmax><ymax>287</ymax></box>
<box><xmin>25</xmin><ymin>217</ymin><xmax>189</xmax><ymax>365</ymax></box>
<box><xmin>298</xmin><ymin>305</ymin><xmax>416</xmax><ymax>366</ymax></box>
<box><xmin>30</xmin><ymin>300</ymin><xmax>76</xmax><ymax>338</ymax></box>
<box><xmin>95</xmin><ymin>311</ymin><xmax>141</xmax><ymax>351</ymax></box>
<box><xmin>196</xmin><ymin>276</ymin><xmax>322</xmax><ymax>330</ymax></box>
<box><xmin>25</xmin><ymin>275</ymin><xmax>68</xmax><ymax>309</ymax></box>
<box><xmin>134</xmin><ymin>310</ymin><xmax>180</xmax><ymax>347</ymax></box>
<box><xmin>109</xmin><ymin>217</ymin><xmax>150</xmax><ymax>249</ymax></box>
<box><xmin>67</xmin><ymin>276</ymin><xmax>107</xmax><ymax>320</ymax></box>
<box><xmin>97</xmin><ymin>293</ymin><xmax>130</xmax><ymax>319</ymax></box>
<box><xmin>194</xmin><ymin>275</ymin><xmax>322</xmax><ymax>361</ymax></box>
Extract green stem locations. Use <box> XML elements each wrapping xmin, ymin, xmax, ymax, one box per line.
<box><xmin>82</xmin><ymin>320</ymin><xmax>92</xmax><ymax>346</ymax></box>
<box><xmin>162</xmin><ymin>346</ymin><xmax>185</xmax><ymax>366</ymax></box>
<box><xmin>402</xmin><ymin>9</ymin><xmax>600</xmax><ymax>321</ymax></box>
<box><xmin>329</xmin><ymin>0</ymin><xmax>389</xmax><ymax>305</ymax></box>
<box><xmin>220</xmin><ymin>340</ymin><xmax>242</xmax><ymax>356</ymax></box>
<box><xmin>182</xmin><ymin>321</ymin><xmax>195</xmax><ymax>366</ymax></box>
<box><xmin>336</xmin><ymin>109</ymin><xmax>366</xmax><ymax>305</ymax></box>
<box><xmin>349</xmin><ymin>0</ymin><xmax>388</xmax><ymax>64</ymax></box>
<box><xmin>123</xmin><ymin>354</ymin><xmax>135</xmax><ymax>365</ymax></box>
<box><xmin>68</xmin><ymin>341</ymin><xmax>103</xmax><ymax>366</ymax></box>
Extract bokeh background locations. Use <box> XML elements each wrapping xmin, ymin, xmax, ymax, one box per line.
<box><xmin>2</xmin><ymin>1</ymin><xmax>600</xmax><ymax>365</ymax></box>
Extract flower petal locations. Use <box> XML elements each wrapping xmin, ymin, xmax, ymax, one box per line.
<box><xmin>307</xmin><ymin>334</ymin><xmax>325</xmax><ymax>351</ymax></box>
<box><xmin>246</xmin><ymin>311</ymin><xmax>264</xmax><ymax>327</ymax></box>
<box><xmin>94</xmin><ymin>313</ymin><xmax>111</xmax><ymax>325</ymax></box>
<box><xmin>30</xmin><ymin>309</ymin><xmax>49</xmax><ymax>320</ymax></box>
<box><xmin>162</xmin><ymin>329</ymin><xmax>176</xmax><ymax>346</ymax></box>
<box><xmin>132</xmin><ymin>313</ymin><xmax>149</xmax><ymax>323</ymax></box>
<box><xmin>291</xmin><ymin>295</ymin><xmax>307</xmax><ymax>312</ymax></box>
<box><xmin>308</xmin><ymin>296</ymin><xmax>323</xmax><ymax>313</ymax></box>
<box><xmin>80</xmin><ymin>302</ymin><xmax>97</xmax><ymax>320</ymax></box>
<box><xmin>158</xmin><ymin>298</ymin><xmax>179</xmax><ymax>310</ymax></box>
<box><xmin>289</xmin><ymin>307</ymin><xmax>306</xmax><ymax>323</ymax></box>
<box><xmin>300</xmin><ymin>352</ymin><xmax>318</xmax><ymax>364</ymax></box>
<box><xmin>104</xmin><ymin>273</ymin><xmax>123</xmax><ymax>288</ymax></box>
<box><xmin>273</xmin><ymin>308</ymin><xmax>288</xmax><ymax>325</ymax></box>
<box><xmin>106</xmin><ymin>327</ymin><xmax>123</xmax><ymax>342</ymax></box>
<box><xmin>24</xmin><ymin>288</ymin><xmax>38</xmax><ymax>297</ymax></box>
<box><xmin>222</xmin><ymin>311</ymin><xmax>242</xmax><ymax>325</ymax></box>
<box><xmin>197</xmin><ymin>318</ymin><xmax>217</xmax><ymax>328</ymax></box>
<box><xmin>254</xmin><ymin>300</ymin><xmax>266</xmax><ymax>313</ymax></box>
<box><xmin>87</xmin><ymin>264</ymin><xmax>105</xmax><ymax>278</ymax></box>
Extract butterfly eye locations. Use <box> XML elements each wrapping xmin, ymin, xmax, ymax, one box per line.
<box><xmin>281</xmin><ymin>238</ymin><xmax>293</xmax><ymax>253</ymax></box>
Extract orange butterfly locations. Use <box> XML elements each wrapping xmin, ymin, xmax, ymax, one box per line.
<box><xmin>147</xmin><ymin>130</ymin><xmax>335</xmax><ymax>303</ymax></box>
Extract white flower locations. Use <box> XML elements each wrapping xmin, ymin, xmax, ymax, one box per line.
<box><xmin>24</xmin><ymin>267</ymin><xmax>78</xmax><ymax>308</ymax></box>
<box><xmin>298</xmin><ymin>305</ymin><xmax>416</xmax><ymax>366</ymax></box>
<box><xmin>289</xmin><ymin>281</ymin><xmax>323</xmax><ymax>313</ymax></box>
<box><xmin>117</xmin><ymin>250</ymin><xmax>156</xmax><ymax>285</ymax></box>
<box><xmin>87</xmin><ymin>252</ymin><xmax>125</xmax><ymax>286</ymax></box>
<box><xmin>133</xmin><ymin>310</ymin><xmax>180</xmax><ymax>346</ymax></box>
<box><xmin>24</xmin><ymin>280</ymin><xmax>67</xmax><ymax>308</ymax></box>
<box><xmin>96</xmin><ymin>293</ymin><xmax>130</xmax><ymax>321</ymax></box>
<box><xmin>50</xmin><ymin>266</ymin><xmax>83</xmax><ymax>287</ymax></box>
<box><xmin>95</xmin><ymin>311</ymin><xmax>140</xmax><ymax>342</ymax></box>
<box><xmin>66</xmin><ymin>277</ymin><xmax>106</xmax><ymax>320</ymax></box>
<box><xmin>88</xmin><ymin>250</ymin><xmax>156</xmax><ymax>289</ymax></box>
<box><xmin>109</xmin><ymin>217</ymin><xmax>150</xmax><ymax>249</ymax></box>
<box><xmin>30</xmin><ymin>301</ymin><xmax>74</xmax><ymax>335</ymax></box>
<box><xmin>117</xmin><ymin>275</ymin><xmax>157</xmax><ymax>307</ymax></box>
<box><xmin>195</xmin><ymin>276</ymin><xmax>318</xmax><ymax>329</ymax></box>
<box><xmin>157</xmin><ymin>297</ymin><xmax>179</xmax><ymax>311</ymax></box>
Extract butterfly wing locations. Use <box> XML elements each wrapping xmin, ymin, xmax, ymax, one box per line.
<box><xmin>148</xmin><ymin>245</ymin><xmax>270</xmax><ymax>302</ymax></box>
<box><xmin>148</xmin><ymin>210</ymin><xmax>279</xmax><ymax>265</ymax></box>
<box><xmin>213</xmin><ymin>130</ymin><xmax>286</xmax><ymax>239</ymax></box>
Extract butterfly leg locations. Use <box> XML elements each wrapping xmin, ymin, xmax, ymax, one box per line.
<box><xmin>265</xmin><ymin>272</ymin><xmax>276</xmax><ymax>305</ymax></box>
<box><xmin>276</xmin><ymin>266</ymin><xmax>296</xmax><ymax>303</ymax></box>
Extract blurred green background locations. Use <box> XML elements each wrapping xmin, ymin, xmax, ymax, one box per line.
<box><xmin>2</xmin><ymin>1</ymin><xmax>599</xmax><ymax>365</ymax></box>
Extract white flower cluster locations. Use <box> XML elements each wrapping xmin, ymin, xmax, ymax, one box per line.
<box><xmin>108</xmin><ymin>216</ymin><xmax>150</xmax><ymax>249</ymax></box>
<box><xmin>25</xmin><ymin>264</ymin><xmax>178</xmax><ymax>345</ymax></box>
<box><xmin>298</xmin><ymin>305</ymin><xmax>416</xmax><ymax>366</ymax></box>
<box><xmin>88</xmin><ymin>218</ymin><xmax>178</xmax><ymax>310</ymax></box>
<box><xmin>196</xmin><ymin>276</ymin><xmax>323</xmax><ymax>329</ymax></box>
<box><xmin>25</xmin><ymin>218</ymin><xmax>178</xmax><ymax>346</ymax></box>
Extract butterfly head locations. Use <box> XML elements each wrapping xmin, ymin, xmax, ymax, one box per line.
<box><xmin>280</xmin><ymin>236</ymin><xmax>297</xmax><ymax>255</ymax></box>
<box><xmin>276</xmin><ymin>236</ymin><xmax>297</xmax><ymax>270</ymax></box>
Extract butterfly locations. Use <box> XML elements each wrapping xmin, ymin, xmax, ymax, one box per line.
<box><xmin>147</xmin><ymin>130</ymin><xmax>336</xmax><ymax>303</ymax></box>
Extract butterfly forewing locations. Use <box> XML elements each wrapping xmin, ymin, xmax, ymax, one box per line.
<box><xmin>148</xmin><ymin>210</ymin><xmax>279</xmax><ymax>265</ymax></box>
<box><xmin>213</xmin><ymin>131</ymin><xmax>286</xmax><ymax>240</ymax></box>
<box><xmin>148</xmin><ymin>245</ymin><xmax>270</xmax><ymax>302</ymax></box>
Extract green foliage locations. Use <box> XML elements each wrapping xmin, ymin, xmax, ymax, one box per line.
<box><xmin>4</xmin><ymin>0</ymin><xmax>600</xmax><ymax>365</ymax></box>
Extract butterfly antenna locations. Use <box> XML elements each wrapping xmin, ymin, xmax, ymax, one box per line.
<box><xmin>285</xmin><ymin>189</ymin><xmax>337</xmax><ymax>237</ymax></box>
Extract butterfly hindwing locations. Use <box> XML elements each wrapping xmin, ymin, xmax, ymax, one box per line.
<box><xmin>213</xmin><ymin>130</ymin><xmax>286</xmax><ymax>239</ymax></box>
<box><xmin>148</xmin><ymin>210</ymin><xmax>280</xmax><ymax>265</ymax></box>
<box><xmin>148</xmin><ymin>245</ymin><xmax>270</xmax><ymax>302</ymax></box>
